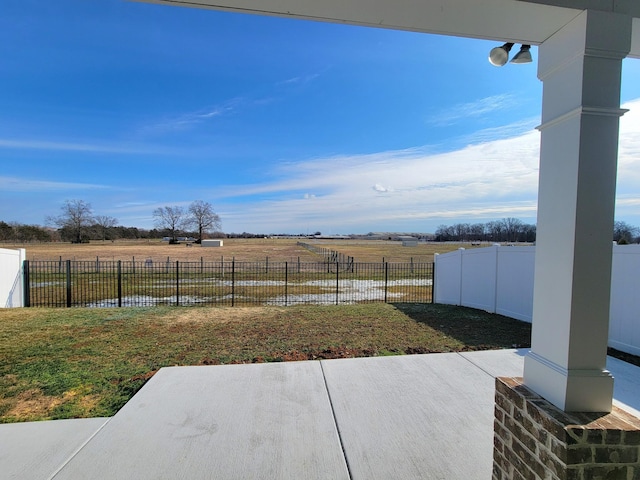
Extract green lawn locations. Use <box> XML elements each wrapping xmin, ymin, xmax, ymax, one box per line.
<box><xmin>0</xmin><ymin>303</ymin><xmax>532</xmax><ymax>423</ymax></box>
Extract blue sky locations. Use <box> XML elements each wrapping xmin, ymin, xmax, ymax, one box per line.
<box><xmin>2</xmin><ymin>0</ymin><xmax>640</xmax><ymax>235</ymax></box>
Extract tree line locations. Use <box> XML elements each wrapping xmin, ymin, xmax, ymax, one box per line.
<box><xmin>435</xmin><ymin>218</ymin><xmax>536</xmax><ymax>243</ymax></box>
<box><xmin>434</xmin><ymin>218</ymin><xmax>640</xmax><ymax>244</ymax></box>
<box><xmin>3</xmin><ymin>205</ymin><xmax>640</xmax><ymax>245</ymax></box>
<box><xmin>0</xmin><ymin>199</ymin><xmax>222</xmax><ymax>244</ymax></box>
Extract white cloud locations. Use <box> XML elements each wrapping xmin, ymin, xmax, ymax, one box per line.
<box><xmin>141</xmin><ymin>98</ymin><xmax>242</xmax><ymax>133</ymax></box>
<box><xmin>212</xmin><ymin>127</ymin><xmax>541</xmax><ymax>232</ymax></box>
<box><xmin>0</xmin><ymin>138</ymin><xmax>166</xmax><ymax>155</ymax></box>
<box><xmin>373</xmin><ymin>184</ymin><xmax>392</xmax><ymax>193</ymax></box>
<box><xmin>0</xmin><ymin>176</ymin><xmax>110</xmax><ymax>192</ymax></box>
<box><xmin>428</xmin><ymin>93</ymin><xmax>519</xmax><ymax>126</ymax></box>
<box><xmin>458</xmin><ymin>117</ymin><xmax>539</xmax><ymax>144</ymax></box>
<box><xmin>213</xmin><ymin>97</ymin><xmax>640</xmax><ymax>233</ymax></box>
<box><xmin>279</xmin><ymin>73</ymin><xmax>320</xmax><ymax>86</ymax></box>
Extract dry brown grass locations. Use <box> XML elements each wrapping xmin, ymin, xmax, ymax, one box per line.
<box><xmin>3</xmin><ymin>238</ymin><xmax>487</xmax><ymax>263</ymax></box>
<box><xmin>307</xmin><ymin>240</ymin><xmax>487</xmax><ymax>262</ymax></box>
<box><xmin>5</xmin><ymin>238</ymin><xmax>319</xmax><ymax>262</ymax></box>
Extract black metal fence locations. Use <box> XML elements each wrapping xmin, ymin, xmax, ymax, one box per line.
<box><xmin>297</xmin><ymin>242</ymin><xmax>354</xmax><ymax>265</ymax></box>
<box><xmin>23</xmin><ymin>259</ymin><xmax>433</xmax><ymax>308</ymax></box>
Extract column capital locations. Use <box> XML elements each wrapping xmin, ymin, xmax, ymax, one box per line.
<box><xmin>538</xmin><ymin>9</ymin><xmax>632</xmax><ymax>81</ymax></box>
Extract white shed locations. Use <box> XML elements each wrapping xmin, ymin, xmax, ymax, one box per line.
<box><xmin>400</xmin><ymin>236</ymin><xmax>419</xmax><ymax>247</ymax></box>
<box><xmin>201</xmin><ymin>240</ymin><xmax>223</xmax><ymax>247</ymax></box>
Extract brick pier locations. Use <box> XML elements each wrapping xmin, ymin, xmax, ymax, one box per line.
<box><xmin>493</xmin><ymin>377</ymin><xmax>640</xmax><ymax>480</ymax></box>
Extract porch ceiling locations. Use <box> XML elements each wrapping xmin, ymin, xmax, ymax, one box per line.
<box><xmin>137</xmin><ymin>0</ymin><xmax>640</xmax><ymax>57</ymax></box>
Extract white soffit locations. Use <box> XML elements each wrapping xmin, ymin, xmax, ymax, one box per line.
<box><xmin>633</xmin><ymin>17</ymin><xmax>640</xmax><ymax>58</ymax></box>
<box><xmin>136</xmin><ymin>0</ymin><xmax>640</xmax><ymax>58</ymax></box>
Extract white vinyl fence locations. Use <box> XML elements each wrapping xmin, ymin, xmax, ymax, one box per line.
<box><xmin>0</xmin><ymin>248</ymin><xmax>25</xmax><ymax>308</ymax></box>
<box><xmin>434</xmin><ymin>245</ymin><xmax>640</xmax><ymax>357</ymax></box>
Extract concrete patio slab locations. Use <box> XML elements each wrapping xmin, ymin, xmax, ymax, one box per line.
<box><xmin>0</xmin><ymin>417</ymin><xmax>109</xmax><ymax>480</ymax></box>
<box><xmin>608</xmin><ymin>355</ymin><xmax>640</xmax><ymax>417</ymax></box>
<box><xmin>321</xmin><ymin>351</ymin><xmax>524</xmax><ymax>480</ymax></box>
<box><xmin>458</xmin><ymin>348</ymin><xmax>528</xmax><ymax>378</ymax></box>
<box><xmin>51</xmin><ymin>361</ymin><xmax>349</xmax><ymax>480</ymax></box>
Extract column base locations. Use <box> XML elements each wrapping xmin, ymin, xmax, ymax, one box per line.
<box><xmin>524</xmin><ymin>352</ymin><xmax>614</xmax><ymax>412</ymax></box>
<box><xmin>493</xmin><ymin>377</ymin><xmax>640</xmax><ymax>480</ymax></box>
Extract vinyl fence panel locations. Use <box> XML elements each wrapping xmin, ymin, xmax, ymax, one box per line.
<box><xmin>434</xmin><ymin>244</ymin><xmax>640</xmax><ymax>357</ymax></box>
<box><xmin>610</xmin><ymin>245</ymin><xmax>640</xmax><ymax>356</ymax></box>
<box><xmin>495</xmin><ymin>246</ymin><xmax>535</xmax><ymax>322</ymax></box>
<box><xmin>460</xmin><ymin>246</ymin><xmax>498</xmax><ymax>313</ymax></box>
<box><xmin>0</xmin><ymin>248</ymin><xmax>25</xmax><ymax>308</ymax></box>
<box><xmin>433</xmin><ymin>250</ymin><xmax>463</xmax><ymax>305</ymax></box>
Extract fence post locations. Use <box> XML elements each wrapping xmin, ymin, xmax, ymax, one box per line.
<box><xmin>231</xmin><ymin>258</ymin><xmax>235</xmax><ymax>307</ymax></box>
<box><xmin>66</xmin><ymin>260</ymin><xmax>72</xmax><ymax>308</ymax></box>
<box><xmin>96</xmin><ymin>256</ymin><xmax>100</xmax><ymax>274</ymax></box>
<box><xmin>297</xmin><ymin>256</ymin><xmax>300</xmax><ymax>274</ymax></box>
<box><xmin>335</xmin><ymin>261</ymin><xmax>339</xmax><ymax>305</ymax></box>
<box><xmin>266</xmin><ymin>256</ymin><xmax>269</xmax><ymax>274</ymax></box>
<box><xmin>430</xmin><ymin>262</ymin><xmax>435</xmax><ymax>304</ymax></box>
<box><xmin>117</xmin><ymin>260</ymin><xmax>122</xmax><ymax>308</ymax></box>
<box><xmin>132</xmin><ymin>256</ymin><xmax>135</xmax><ymax>275</ymax></box>
<box><xmin>285</xmin><ymin>261</ymin><xmax>288</xmax><ymax>306</ymax></box>
<box><xmin>23</xmin><ymin>260</ymin><xmax>30</xmax><ymax>307</ymax></box>
<box><xmin>176</xmin><ymin>260</ymin><xmax>180</xmax><ymax>306</ymax></box>
<box><xmin>201</xmin><ymin>256</ymin><xmax>204</xmax><ymax>275</ymax></box>
<box><xmin>384</xmin><ymin>261</ymin><xmax>389</xmax><ymax>303</ymax></box>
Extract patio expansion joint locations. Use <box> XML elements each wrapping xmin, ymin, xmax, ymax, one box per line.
<box><xmin>46</xmin><ymin>418</ymin><xmax>112</xmax><ymax>480</ymax></box>
<box><xmin>455</xmin><ymin>351</ymin><xmax>501</xmax><ymax>378</ymax></box>
<box><xmin>319</xmin><ymin>360</ymin><xmax>354</xmax><ymax>480</ymax></box>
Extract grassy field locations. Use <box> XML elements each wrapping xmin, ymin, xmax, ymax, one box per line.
<box><xmin>2</xmin><ymin>238</ymin><xmax>482</xmax><ymax>263</ymax></box>
<box><xmin>308</xmin><ymin>239</ymin><xmax>486</xmax><ymax>262</ymax></box>
<box><xmin>0</xmin><ymin>303</ymin><xmax>532</xmax><ymax>423</ymax></box>
<box><xmin>5</xmin><ymin>238</ymin><xmax>318</xmax><ymax>263</ymax></box>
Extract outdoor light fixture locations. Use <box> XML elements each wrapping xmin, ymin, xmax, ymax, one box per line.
<box><xmin>510</xmin><ymin>44</ymin><xmax>532</xmax><ymax>64</ymax></box>
<box><xmin>488</xmin><ymin>43</ymin><xmax>532</xmax><ymax>66</ymax></box>
<box><xmin>488</xmin><ymin>42</ymin><xmax>514</xmax><ymax>67</ymax></box>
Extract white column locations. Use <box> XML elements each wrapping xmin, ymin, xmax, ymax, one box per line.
<box><xmin>523</xmin><ymin>10</ymin><xmax>632</xmax><ymax>412</ymax></box>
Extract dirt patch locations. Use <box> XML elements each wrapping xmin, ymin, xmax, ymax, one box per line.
<box><xmin>4</xmin><ymin>386</ymin><xmax>102</xmax><ymax>420</ymax></box>
<box><xmin>78</xmin><ymin>394</ymin><xmax>101</xmax><ymax>411</ymax></box>
<box><xmin>609</xmin><ymin>348</ymin><xmax>640</xmax><ymax>367</ymax></box>
<box><xmin>212</xmin><ymin>346</ymin><xmax>444</xmax><ymax>364</ymax></box>
<box><xmin>6</xmin><ymin>389</ymin><xmax>62</xmax><ymax>419</ymax></box>
<box><xmin>129</xmin><ymin>370</ymin><xmax>158</xmax><ymax>383</ymax></box>
<box><xmin>166</xmin><ymin>307</ymin><xmax>285</xmax><ymax>324</ymax></box>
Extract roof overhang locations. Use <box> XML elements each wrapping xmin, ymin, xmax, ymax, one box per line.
<box><xmin>135</xmin><ymin>0</ymin><xmax>640</xmax><ymax>58</ymax></box>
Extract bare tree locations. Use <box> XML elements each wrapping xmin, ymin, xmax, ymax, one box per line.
<box><xmin>486</xmin><ymin>220</ymin><xmax>504</xmax><ymax>242</ymax></box>
<box><xmin>46</xmin><ymin>199</ymin><xmax>94</xmax><ymax>243</ymax></box>
<box><xmin>502</xmin><ymin>217</ymin><xmax>524</xmax><ymax>242</ymax></box>
<box><xmin>613</xmin><ymin>221</ymin><xmax>639</xmax><ymax>244</ymax></box>
<box><xmin>94</xmin><ymin>215</ymin><xmax>119</xmax><ymax>241</ymax></box>
<box><xmin>187</xmin><ymin>200</ymin><xmax>221</xmax><ymax>242</ymax></box>
<box><xmin>153</xmin><ymin>206</ymin><xmax>186</xmax><ymax>243</ymax></box>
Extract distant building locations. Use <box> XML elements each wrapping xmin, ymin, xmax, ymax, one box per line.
<box><xmin>399</xmin><ymin>236</ymin><xmax>419</xmax><ymax>247</ymax></box>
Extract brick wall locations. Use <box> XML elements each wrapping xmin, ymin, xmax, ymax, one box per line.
<box><xmin>493</xmin><ymin>377</ymin><xmax>640</xmax><ymax>480</ymax></box>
